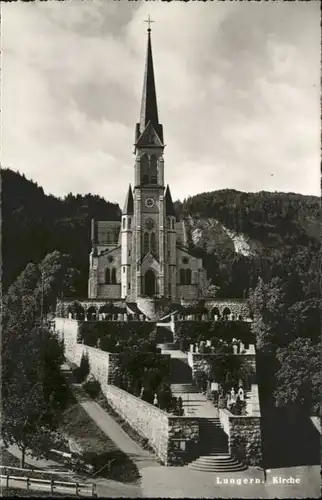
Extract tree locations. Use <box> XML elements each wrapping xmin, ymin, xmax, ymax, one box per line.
<box><xmin>37</xmin><ymin>251</ymin><xmax>80</xmax><ymax>315</ymax></box>
<box><xmin>274</xmin><ymin>338</ymin><xmax>321</xmax><ymax>415</ymax></box>
<box><xmin>248</xmin><ymin>277</ymin><xmax>290</xmax><ymax>352</ymax></box>
<box><xmin>2</xmin><ymin>327</ymin><xmax>68</xmax><ymax>467</ymax></box>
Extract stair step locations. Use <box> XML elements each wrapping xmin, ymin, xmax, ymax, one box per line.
<box><xmin>188</xmin><ymin>464</ymin><xmax>247</xmax><ymax>472</ymax></box>
<box><xmin>194</xmin><ymin>456</ymin><xmax>239</xmax><ymax>463</ymax></box>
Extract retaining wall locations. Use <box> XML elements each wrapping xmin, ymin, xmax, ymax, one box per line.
<box><xmin>219</xmin><ymin>409</ymin><xmax>262</xmax><ymax>466</ymax></box>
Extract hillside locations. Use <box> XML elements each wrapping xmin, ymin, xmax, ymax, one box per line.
<box><xmin>2</xmin><ymin>168</ymin><xmax>320</xmax><ymax>297</ymax></box>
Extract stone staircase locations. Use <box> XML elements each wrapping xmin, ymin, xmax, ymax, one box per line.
<box><xmin>170</xmin><ymin>383</ymin><xmax>200</xmax><ymax>394</ymax></box>
<box><xmin>188</xmin><ymin>418</ymin><xmax>247</xmax><ymax>472</ymax></box>
<box><xmin>159</xmin><ymin>342</ymin><xmax>247</xmax><ymax>472</ymax></box>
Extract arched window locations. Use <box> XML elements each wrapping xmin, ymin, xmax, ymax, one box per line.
<box><xmin>223</xmin><ymin>307</ymin><xmax>231</xmax><ymax>319</ymax></box>
<box><xmin>111</xmin><ymin>268</ymin><xmax>116</xmax><ymax>284</ymax></box>
<box><xmin>150</xmin><ymin>232</ymin><xmax>156</xmax><ymax>253</ymax></box>
<box><xmin>105</xmin><ymin>268</ymin><xmax>110</xmax><ymax>284</ymax></box>
<box><xmin>180</xmin><ymin>269</ymin><xmax>185</xmax><ymax>285</ymax></box>
<box><xmin>150</xmin><ymin>155</ymin><xmax>158</xmax><ymax>183</ymax></box>
<box><xmin>172</xmin><ymin>219</ymin><xmax>175</xmax><ymax>230</ymax></box>
<box><xmin>128</xmin><ymin>217</ymin><xmax>132</xmax><ymax>229</ymax></box>
<box><xmin>143</xmin><ymin>232</ymin><xmax>149</xmax><ymax>254</ymax></box>
<box><xmin>141</xmin><ymin>155</ymin><xmax>149</xmax><ymax>184</ymax></box>
<box><xmin>167</xmin><ymin>217</ymin><xmax>171</xmax><ymax>229</ymax></box>
<box><xmin>122</xmin><ymin>218</ymin><xmax>125</xmax><ymax>229</ymax></box>
<box><xmin>185</xmin><ymin>269</ymin><xmax>192</xmax><ymax>285</ymax></box>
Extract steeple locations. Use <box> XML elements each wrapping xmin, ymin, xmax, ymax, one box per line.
<box><xmin>135</xmin><ymin>20</ymin><xmax>163</xmax><ymax>145</ymax></box>
<box><xmin>122</xmin><ymin>184</ymin><xmax>134</xmax><ymax>215</ymax></box>
<box><xmin>165</xmin><ymin>185</ymin><xmax>176</xmax><ymax>218</ymax></box>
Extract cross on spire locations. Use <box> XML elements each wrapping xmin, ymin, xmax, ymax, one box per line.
<box><xmin>144</xmin><ymin>14</ymin><xmax>154</xmax><ymax>33</ymax></box>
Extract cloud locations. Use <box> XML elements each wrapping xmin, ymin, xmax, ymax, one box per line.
<box><xmin>2</xmin><ymin>0</ymin><xmax>320</xmax><ymax>207</ymax></box>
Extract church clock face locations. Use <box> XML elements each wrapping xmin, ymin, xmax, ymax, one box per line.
<box><xmin>145</xmin><ymin>197</ymin><xmax>155</xmax><ymax>208</ymax></box>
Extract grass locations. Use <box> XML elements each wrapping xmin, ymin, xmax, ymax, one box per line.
<box><xmin>59</xmin><ymin>365</ymin><xmax>141</xmax><ymax>484</ymax></box>
<box><xmin>0</xmin><ymin>448</ymin><xmax>70</xmax><ymax>482</ymax></box>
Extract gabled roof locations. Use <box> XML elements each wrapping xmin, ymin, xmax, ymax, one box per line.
<box><xmin>122</xmin><ymin>184</ymin><xmax>134</xmax><ymax>215</ymax></box>
<box><xmin>136</xmin><ymin>120</ymin><xmax>163</xmax><ymax>148</ymax></box>
<box><xmin>141</xmin><ymin>251</ymin><xmax>159</xmax><ymax>265</ymax></box>
<box><xmin>165</xmin><ymin>185</ymin><xmax>176</xmax><ymax>218</ymax></box>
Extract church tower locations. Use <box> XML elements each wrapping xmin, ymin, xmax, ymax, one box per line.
<box><xmin>126</xmin><ymin>22</ymin><xmax>173</xmax><ymax>301</ymax></box>
<box><xmin>88</xmin><ymin>21</ymin><xmax>207</xmax><ymax>303</ymax></box>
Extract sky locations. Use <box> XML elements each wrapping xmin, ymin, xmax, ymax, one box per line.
<box><xmin>2</xmin><ymin>0</ymin><xmax>320</xmax><ymax>206</ymax></box>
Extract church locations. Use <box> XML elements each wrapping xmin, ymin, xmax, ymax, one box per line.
<box><xmin>88</xmin><ymin>26</ymin><xmax>207</xmax><ymax>303</ymax></box>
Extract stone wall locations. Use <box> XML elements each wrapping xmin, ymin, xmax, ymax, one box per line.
<box><xmin>219</xmin><ymin>409</ymin><xmax>262</xmax><ymax>466</ymax></box>
<box><xmin>103</xmin><ymin>384</ymin><xmax>170</xmax><ymax>463</ymax></box>
<box><xmin>55</xmin><ymin>317</ymin><xmax>200</xmax><ymax>465</ymax></box>
<box><xmin>168</xmin><ymin>417</ymin><xmax>199</xmax><ymax>465</ymax></box>
<box><xmin>100</xmin><ymin>384</ymin><xmax>200</xmax><ymax>465</ymax></box>
<box><xmin>55</xmin><ymin>318</ymin><xmax>79</xmax><ymax>360</ymax></box>
<box><xmin>54</xmin><ymin>318</ymin><xmax>120</xmax><ymax>383</ymax></box>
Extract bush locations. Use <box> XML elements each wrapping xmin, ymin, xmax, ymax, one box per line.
<box><xmin>73</xmin><ymin>366</ymin><xmax>85</xmax><ymax>383</ymax></box>
<box><xmin>79</xmin><ymin>351</ymin><xmax>90</xmax><ymax>380</ymax></box>
<box><xmin>83</xmin><ymin>378</ymin><xmax>101</xmax><ymax>399</ymax></box>
<box><xmin>77</xmin><ymin>321</ymin><xmax>157</xmax><ymax>352</ymax></box>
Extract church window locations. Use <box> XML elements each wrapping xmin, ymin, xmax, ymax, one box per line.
<box><xmin>143</xmin><ymin>232</ymin><xmax>149</xmax><ymax>254</ymax></box>
<box><xmin>172</xmin><ymin>219</ymin><xmax>175</xmax><ymax>230</ymax></box>
<box><xmin>186</xmin><ymin>269</ymin><xmax>192</xmax><ymax>285</ymax></box>
<box><xmin>141</xmin><ymin>155</ymin><xmax>149</xmax><ymax>184</ymax></box>
<box><xmin>151</xmin><ymin>232</ymin><xmax>156</xmax><ymax>253</ymax></box>
<box><xmin>180</xmin><ymin>269</ymin><xmax>185</xmax><ymax>285</ymax></box>
<box><xmin>123</xmin><ymin>267</ymin><xmax>125</xmax><ymax>273</ymax></box>
<box><xmin>128</xmin><ymin>218</ymin><xmax>132</xmax><ymax>229</ymax></box>
<box><xmin>167</xmin><ymin>217</ymin><xmax>171</xmax><ymax>229</ymax></box>
<box><xmin>105</xmin><ymin>268</ymin><xmax>111</xmax><ymax>284</ymax></box>
<box><xmin>111</xmin><ymin>268</ymin><xmax>116</xmax><ymax>284</ymax></box>
<box><xmin>122</xmin><ymin>218</ymin><xmax>125</xmax><ymax>229</ymax></box>
<box><xmin>150</xmin><ymin>155</ymin><xmax>157</xmax><ymax>183</ymax></box>
<box><xmin>128</xmin><ymin>283</ymin><xmax>131</xmax><ymax>290</ymax></box>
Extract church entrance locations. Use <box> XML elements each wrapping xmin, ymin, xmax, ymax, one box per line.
<box><xmin>144</xmin><ymin>270</ymin><xmax>156</xmax><ymax>297</ymax></box>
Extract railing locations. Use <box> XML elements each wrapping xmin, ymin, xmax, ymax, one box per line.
<box><xmin>0</xmin><ymin>472</ymin><xmax>96</xmax><ymax>496</ymax></box>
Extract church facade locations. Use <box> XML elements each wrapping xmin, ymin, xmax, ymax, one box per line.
<box><xmin>88</xmin><ymin>28</ymin><xmax>207</xmax><ymax>303</ymax></box>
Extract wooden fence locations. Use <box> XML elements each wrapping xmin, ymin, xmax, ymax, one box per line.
<box><xmin>0</xmin><ymin>473</ymin><xmax>96</xmax><ymax>496</ymax></box>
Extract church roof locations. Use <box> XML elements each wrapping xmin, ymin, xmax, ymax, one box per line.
<box><xmin>165</xmin><ymin>185</ymin><xmax>176</xmax><ymax>217</ymax></box>
<box><xmin>122</xmin><ymin>184</ymin><xmax>134</xmax><ymax>215</ymax></box>
<box><xmin>135</xmin><ymin>28</ymin><xmax>164</xmax><ymax>145</ymax></box>
<box><xmin>136</xmin><ymin>121</ymin><xmax>163</xmax><ymax>149</ymax></box>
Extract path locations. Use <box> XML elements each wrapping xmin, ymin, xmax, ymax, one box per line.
<box><xmin>62</xmin><ymin>364</ymin><xmax>159</xmax><ymax>472</ymax></box>
<box><xmin>140</xmin><ymin>465</ymin><xmax>320</xmax><ymax>498</ymax></box>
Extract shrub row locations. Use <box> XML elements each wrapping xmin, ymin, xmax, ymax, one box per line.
<box><xmin>77</xmin><ymin>321</ymin><xmax>157</xmax><ymax>352</ymax></box>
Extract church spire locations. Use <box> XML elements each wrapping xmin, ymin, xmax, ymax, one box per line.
<box><xmin>136</xmin><ymin>19</ymin><xmax>163</xmax><ymax>145</ymax></box>
<box><xmin>165</xmin><ymin>185</ymin><xmax>176</xmax><ymax>218</ymax></box>
<box><xmin>122</xmin><ymin>184</ymin><xmax>134</xmax><ymax>215</ymax></box>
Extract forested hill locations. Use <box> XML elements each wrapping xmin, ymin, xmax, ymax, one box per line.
<box><xmin>2</xmin><ymin>168</ymin><xmax>320</xmax><ymax>297</ymax></box>
<box><xmin>2</xmin><ymin>168</ymin><xmax>121</xmax><ymax>293</ymax></box>
<box><xmin>176</xmin><ymin>189</ymin><xmax>320</xmax><ymax>247</ymax></box>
